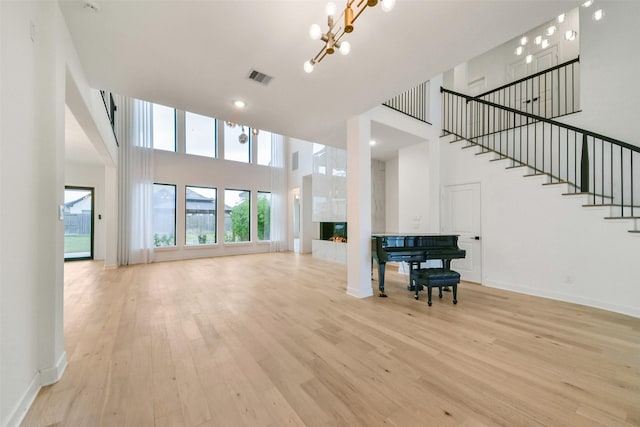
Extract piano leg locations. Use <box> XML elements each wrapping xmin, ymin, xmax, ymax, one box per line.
<box><xmin>442</xmin><ymin>259</ymin><xmax>452</xmax><ymax>292</ymax></box>
<box><xmin>377</xmin><ymin>262</ymin><xmax>387</xmax><ymax>297</ymax></box>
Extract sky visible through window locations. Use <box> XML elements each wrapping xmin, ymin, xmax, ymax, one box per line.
<box><xmin>152</xmin><ymin>104</ymin><xmax>175</xmax><ymax>151</ymax></box>
<box><xmin>186</xmin><ymin>112</ymin><xmax>216</xmax><ymax>157</ymax></box>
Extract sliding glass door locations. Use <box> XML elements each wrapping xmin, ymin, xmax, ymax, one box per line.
<box><xmin>64</xmin><ymin>187</ymin><xmax>94</xmax><ymax>260</ymax></box>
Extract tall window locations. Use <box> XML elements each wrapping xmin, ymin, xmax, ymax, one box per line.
<box><xmin>185</xmin><ymin>186</ymin><xmax>216</xmax><ymax>245</ymax></box>
<box><xmin>257</xmin><ymin>130</ymin><xmax>272</xmax><ymax>166</ymax></box>
<box><xmin>186</xmin><ymin>112</ymin><xmax>217</xmax><ymax>158</ymax></box>
<box><xmin>225</xmin><ymin>189</ymin><xmax>250</xmax><ymax>242</ymax></box>
<box><xmin>153</xmin><ymin>184</ymin><xmax>176</xmax><ymax>247</ymax></box>
<box><xmin>152</xmin><ymin>103</ymin><xmax>176</xmax><ymax>151</ymax></box>
<box><xmin>224</xmin><ymin>122</ymin><xmax>251</xmax><ymax>163</ymax></box>
<box><xmin>257</xmin><ymin>192</ymin><xmax>271</xmax><ymax>241</ymax></box>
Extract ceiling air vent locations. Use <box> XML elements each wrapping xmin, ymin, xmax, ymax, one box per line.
<box><xmin>248</xmin><ymin>69</ymin><xmax>273</xmax><ymax>86</ymax></box>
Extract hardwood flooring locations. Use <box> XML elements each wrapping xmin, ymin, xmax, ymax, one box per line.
<box><xmin>21</xmin><ymin>253</ymin><xmax>640</xmax><ymax>426</ymax></box>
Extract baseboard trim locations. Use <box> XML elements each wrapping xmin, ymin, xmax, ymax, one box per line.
<box><xmin>346</xmin><ymin>286</ymin><xmax>374</xmax><ymax>299</ymax></box>
<box><xmin>4</xmin><ymin>373</ymin><xmax>40</xmax><ymax>427</ymax></box>
<box><xmin>484</xmin><ymin>280</ymin><xmax>640</xmax><ymax>319</ymax></box>
<box><xmin>40</xmin><ymin>351</ymin><xmax>68</xmax><ymax>386</ymax></box>
<box><xmin>3</xmin><ymin>351</ymin><xmax>67</xmax><ymax>427</ymax></box>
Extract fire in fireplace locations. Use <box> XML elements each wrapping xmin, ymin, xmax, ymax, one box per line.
<box><xmin>319</xmin><ymin>222</ymin><xmax>347</xmax><ymax>243</ymax></box>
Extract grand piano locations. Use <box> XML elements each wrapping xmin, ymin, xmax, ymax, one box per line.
<box><xmin>371</xmin><ymin>233</ymin><xmax>466</xmax><ymax>297</ymax></box>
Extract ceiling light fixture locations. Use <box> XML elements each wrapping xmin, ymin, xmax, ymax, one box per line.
<box><xmin>564</xmin><ymin>30</ymin><xmax>577</xmax><ymax>41</ymax></box>
<box><xmin>234</xmin><ymin>100</ymin><xmax>246</xmax><ymax>108</ymax></box>
<box><xmin>304</xmin><ymin>0</ymin><xmax>395</xmax><ymax>73</ymax></box>
<box><xmin>593</xmin><ymin>9</ymin><xmax>604</xmax><ymax>21</ymax></box>
<box><xmin>582</xmin><ymin>0</ymin><xmax>593</xmax><ymax>8</ymax></box>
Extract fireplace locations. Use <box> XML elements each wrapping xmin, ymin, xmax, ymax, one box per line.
<box><xmin>319</xmin><ymin>222</ymin><xmax>347</xmax><ymax>243</ymax></box>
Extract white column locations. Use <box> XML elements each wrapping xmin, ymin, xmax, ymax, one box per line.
<box><xmin>346</xmin><ymin>114</ymin><xmax>374</xmax><ymax>298</ymax></box>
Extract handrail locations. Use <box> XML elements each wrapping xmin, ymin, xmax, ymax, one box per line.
<box><xmin>441</xmin><ymin>87</ymin><xmax>640</xmax><ymax>153</ymax></box>
<box><xmin>475</xmin><ymin>57</ymin><xmax>580</xmax><ymax>99</ymax></box>
<box><xmin>441</xmin><ymin>86</ymin><xmax>639</xmax><ymax>219</ymax></box>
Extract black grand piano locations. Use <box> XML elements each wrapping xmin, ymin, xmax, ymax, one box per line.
<box><xmin>371</xmin><ymin>233</ymin><xmax>466</xmax><ymax>297</ymax></box>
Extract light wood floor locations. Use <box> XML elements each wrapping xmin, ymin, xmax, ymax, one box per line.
<box><xmin>22</xmin><ymin>253</ymin><xmax>640</xmax><ymax>427</ymax></box>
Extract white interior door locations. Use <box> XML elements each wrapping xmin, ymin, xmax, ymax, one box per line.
<box><xmin>442</xmin><ymin>183</ymin><xmax>482</xmax><ymax>283</ymax></box>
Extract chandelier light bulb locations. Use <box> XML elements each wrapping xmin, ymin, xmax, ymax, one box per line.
<box><xmin>339</xmin><ymin>41</ymin><xmax>351</xmax><ymax>55</ymax></box>
<box><xmin>381</xmin><ymin>0</ymin><xmax>396</xmax><ymax>12</ymax></box>
<box><xmin>515</xmin><ymin>46</ymin><xmax>524</xmax><ymax>56</ymax></box>
<box><xmin>546</xmin><ymin>25</ymin><xmax>556</xmax><ymax>36</ymax></box>
<box><xmin>593</xmin><ymin>9</ymin><xmax>604</xmax><ymax>21</ymax></box>
<box><xmin>558</xmin><ymin>13</ymin><xmax>566</xmax><ymax>23</ymax></box>
<box><xmin>309</xmin><ymin>24</ymin><xmax>322</xmax><ymax>40</ymax></box>
<box><xmin>251</xmin><ymin>128</ymin><xmax>259</xmax><ymax>136</ymax></box>
<box><xmin>326</xmin><ymin>2</ymin><xmax>337</xmax><ymax>17</ymax></box>
<box><xmin>525</xmin><ymin>54</ymin><xmax>533</xmax><ymax>64</ymax></box>
<box><xmin>304</xmin><ymin>60</ymin><xmax>314</xmax><ymax>73</ymax></box>
<box><xmin>564</xmin><ymin>30</ymin><xmax>577</xmax><ymax>41</ymax></box>
<box><xmin>520</xmin><ymin>36</ymin><xmax>528</xmax><ymax>46</ymax></box>
<box><xmin>582</xmin><ymin>0</ymin><xmax>593</xmax><ymax>7</ymax></box>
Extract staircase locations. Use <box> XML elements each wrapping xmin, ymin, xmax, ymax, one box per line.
<box><xmin>440</xmin><ymin>60</ymin><xmax>640</xmax><ymax>234</ymax></box>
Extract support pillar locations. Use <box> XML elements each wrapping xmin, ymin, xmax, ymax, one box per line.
<box><xmin>346</xmin><ymin>114</ymin><xmax>374</xmax><ymax>298</ymax></box>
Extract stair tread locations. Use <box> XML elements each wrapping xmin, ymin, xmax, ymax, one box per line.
<box><xmin>605</xmin><ymin>216</ymin><xmax>640</xmax><ymax>220</ymax></box>
<box><xmin>562</xmin><ymin>192</ymin><xmax>614</xmax><ymax>199</ymax></box>
<box><xmin>583</xmin><ymin>203</ymin><xmax>640</xmax><ymax>208</ymax></box>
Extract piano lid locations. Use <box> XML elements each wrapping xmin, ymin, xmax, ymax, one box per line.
<box><xmin>372</xmin><ymin>232</ymin><xmax>460</xmax><ymax>237</ymax></box>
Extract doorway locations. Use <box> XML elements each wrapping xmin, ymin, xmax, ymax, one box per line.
<box><xmin>442</xmin><ymin>182</ymin><xmax>482</xmax><ymax>283</ymax></box>
<box><xmin>64</xmin><ymin>186</ymin><xmax>94</xmax><ymax>260</ymax></box>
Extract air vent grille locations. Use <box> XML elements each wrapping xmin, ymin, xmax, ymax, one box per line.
<box><xmin>248</xmin><ymin>69</ymin><xmax>273</xmax><ymax>86</ymax></box>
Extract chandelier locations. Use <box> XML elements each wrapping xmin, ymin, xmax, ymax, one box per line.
<box><xmin>304</xmin><ymin>0</ymin><xmax>396</xmax><ymax>73</ymax></box>
<box><xmin>225</xmin><ymin>122</ymin><xmax>259</xmax><ymax>144</ymax></box>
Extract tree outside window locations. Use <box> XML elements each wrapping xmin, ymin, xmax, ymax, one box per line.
<box><xmin>257</xmin><ymin>192</ymin><xmax>271</xmax><ymax>241</ymax></box>
<box><xmin>225</xmin><ymin>189</ymin><xmax>250</xmax><ymax>242</ymax></box>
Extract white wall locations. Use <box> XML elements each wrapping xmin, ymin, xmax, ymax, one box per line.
<box><xmin>385</xmin><ymin>156</ymin><xmax>399</xmax><ymax>232</ymax></box>
<box><xmin>557</xmin><ymin>2</ymin><xmax>640</xmax><ymax>146</ymax></box>
<box><xmin>287</xmin><ymin>137</ymin><xmax>315</xmax><ymax>251</ymax></box>
<box><xmin>1</xmin><ymin>2</ymin><xmax>113</xmax><ymax>425</ymax></box>
<box><xmin>1</xmin><ymin>3</ymin><xmax>66</xmax><ymax>426</ymax></box>
<box><xmin>65</xmin><ymin>162</ymin><xmax>107</xmax><ymax>260</ymax></box>
<box><xmin>440</xmin><ymin>139</ymin><xmax>640</xmax><ymax>318</ymax></box>
<box><xmin>371</xmin><ymin>159</ymin><xmax>386</xmax><ymax>232</ymax></box>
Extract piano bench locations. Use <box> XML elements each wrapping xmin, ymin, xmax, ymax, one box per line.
<box><xmin>410</xmin><ymin>268</ymin><xmax>460</xmax><ymax>306</ymax></box>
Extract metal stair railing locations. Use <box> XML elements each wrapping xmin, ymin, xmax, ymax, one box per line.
<box><xmin>441</xmin><ymin>87</ymin><xmax>640</xmax><ymax>218</ymax></box>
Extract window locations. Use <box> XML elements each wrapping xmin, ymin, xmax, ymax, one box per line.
<box><xmin>224</xmin><ymin>122</ymin><xmax>250</xmax><ymax>163</ymax></box>
<box><xmin>257</xmin><ymin>192</ymin><xmax>271</xmax><ymax>241</ymax></box>
<box><xmin>225</xmin><ymin>189</ymin><xmax>250</xmax><ymax>242</ymax></box>
<box><xmin>152</xmin><ymin>103</ymin><xmax>176</xmax><ymax>151</ymax></box>
<box><xmin>185</xmin><ymin>186</ymin><xmax>216</xmax><ymax>245</ymax></box>
<box><xmin>186</xmin><ymin>112</ymin><xmax>216</xmax><ymax>158</ymax></box>
<box><xmin>153</xmin><ymin>184</ymin><xmax>176</xmax><ymax>247</ymax></box>
<box><xmin>257</xmin><ymin>130</ymin><xmax>272</xmax><ymax>166</ymax></box>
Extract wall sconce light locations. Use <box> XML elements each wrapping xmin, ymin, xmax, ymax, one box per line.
<box><xmin>304</xmin><ymin>0</ymin><xmax>395</xmax><ymax>73</ymax></box>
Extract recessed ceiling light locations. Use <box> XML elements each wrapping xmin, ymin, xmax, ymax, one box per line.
<box><xmin>234</xmin><ymin>100</ymin><xmax>246</xmax><ymax>108</ymax></box>
<box><xmin>369</xmin><ymin>139</ymin><xmax>377</xmax><ymax>146</ymax></box>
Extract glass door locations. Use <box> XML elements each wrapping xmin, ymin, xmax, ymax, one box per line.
<box><xmin>64</xmin><ymin>187</ymin><xmax>94</xmax><ymax>260</ymax></box>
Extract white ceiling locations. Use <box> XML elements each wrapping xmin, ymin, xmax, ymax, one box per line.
<box><xmin>60</xmin><ymin>0</ymin><xmax>578</xmax><ymax>159</ymax></box>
